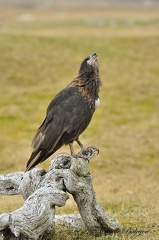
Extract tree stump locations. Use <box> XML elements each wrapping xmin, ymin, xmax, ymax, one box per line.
<box><xmin>0</xmin><ymin>147</ymin><xmax>121</xmax><ymax>239</ymax></box>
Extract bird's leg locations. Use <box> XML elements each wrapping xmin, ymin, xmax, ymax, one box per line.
<box><xmin>76</xmin><ymin>139</ymin><xmax>99</xmax><ymax>161</ymax></box>
<box><xmin>76</xmin><ymin>138</ymin><xmax>89</xmax><ymax>160</ymax></box>
<box><xmin>69</xmin><ymin>143</ymin><xmax>76</xmax><ymax>156</ymax></box>
<box><xmin>69</xmin><ymin>139</ymin><xmax>87</xmax><ymax>158</ymax></box>
<box><xmin>76</xmin><ymin>138</ymin><xmax>85</xmax><ymax>151</ymax></box>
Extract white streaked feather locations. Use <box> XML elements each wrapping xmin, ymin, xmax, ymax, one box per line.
<box><xmin>95</xmin><ymin>98</ymin><xmax>100</xmax><ymax>108</ymax></box>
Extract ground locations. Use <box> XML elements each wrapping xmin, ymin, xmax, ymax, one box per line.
<box><xmin>0</xmin><ymin>7</ymin><xmax>159</xmax><ymax>239</ymax></box>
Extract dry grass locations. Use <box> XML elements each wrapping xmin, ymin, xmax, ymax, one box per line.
<box><xmin>0</xmin><ymin>8</ymin><xmax>159</xmax><ymax>239</ymax></box>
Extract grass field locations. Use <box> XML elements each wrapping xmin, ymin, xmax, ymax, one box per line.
<box><xmin>0</xmin><ymin>8</ymin><xmax>159</xmax><ymax>239</ymax></box>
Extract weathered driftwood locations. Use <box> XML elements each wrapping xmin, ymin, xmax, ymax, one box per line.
<box><xmin>0</xmin><ymin>147</ymin><xmax>121</xmax><ymax>239</ymax></box>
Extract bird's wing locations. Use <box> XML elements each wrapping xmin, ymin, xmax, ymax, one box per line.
<box><xmin>59</xmin><ymin>87</ymin><xmax>94</xmax><ymax>142</ymax></box>
<box><xmin>32</xmin><ymin>86</ymin><xmax>93</xmax><ymax>153</ymax></box>
<box><xmin>27</xmin><ymin>86</ymin><xmax>94</xmax><ymax>170</ymax></box>
<box><xmin>31</xmin><ymin>99</ymin><xmax>65</xmax><ymax>153</ymax></box>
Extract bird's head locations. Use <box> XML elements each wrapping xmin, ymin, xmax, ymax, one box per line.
<box><xmin>79</xmin><ymin>52</ymin><xmax>98</xmax><ymax>75</ymax></box>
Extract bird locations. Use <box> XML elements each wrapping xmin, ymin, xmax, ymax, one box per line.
<box><xmin>26</xmin><ymin>52</ymin><xmax>102</xmax><ymax>171</ymax></box>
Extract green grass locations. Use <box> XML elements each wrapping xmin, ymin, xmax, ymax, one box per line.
<box><xmin>0</xmin><ymin>8</ymin><xmax>159</xmax><ymax>239</ymax></box>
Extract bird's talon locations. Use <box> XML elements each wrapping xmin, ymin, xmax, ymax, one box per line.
<box><xmin>96</xmin><ymin>148</ymin><xmax>99</xmax><ymax>155</ymax></box>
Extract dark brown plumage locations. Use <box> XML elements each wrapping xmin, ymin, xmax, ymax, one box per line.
<box><xmin>26</xmin><ymin>52</ymin><xmax>102</xmax><ymax>171</ymax></box>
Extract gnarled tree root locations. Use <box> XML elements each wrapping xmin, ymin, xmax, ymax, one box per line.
<box><xmin>0</xmin><ymin>147</ymin><xmax>121</xmax><ymax>239</ymax></box>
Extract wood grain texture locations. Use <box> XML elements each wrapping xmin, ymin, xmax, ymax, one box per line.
<box><xmin>0</xmin><ymin>147</ymin><xmax>121</xmax><ymax>239</ymax></box>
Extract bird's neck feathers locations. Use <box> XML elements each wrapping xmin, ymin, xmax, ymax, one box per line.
<box><xmin>71</xmin><ymin>71</ymin><xmax>102</xmax><ymax>98</ymax></box>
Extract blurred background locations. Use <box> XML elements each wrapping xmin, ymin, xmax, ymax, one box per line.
<box><xmin>0</xmin><ymin>1</ymin><xmax>159</xmax><ymax>239</ymax></box>
<box><xmin>0</xmin><ymin>0</ymin><xmax>159</xmax><ymax>9</ymax></box>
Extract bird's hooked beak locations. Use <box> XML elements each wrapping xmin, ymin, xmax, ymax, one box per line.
<box><xmin>87</xmin><ymin>52</ymin><xmax>98</xmax><ymax>67</ymax></box>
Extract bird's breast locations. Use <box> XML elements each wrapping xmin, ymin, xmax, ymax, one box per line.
<box><xmin>95</xmin><ymin>98</ymin><xmax>100</xmax><ymax>108</ymax></box>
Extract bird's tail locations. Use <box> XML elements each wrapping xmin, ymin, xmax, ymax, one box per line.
<box><xmin>26</xmin><ymin>150</ymin><xmax>48</xmax><ymax>171</ymax></box>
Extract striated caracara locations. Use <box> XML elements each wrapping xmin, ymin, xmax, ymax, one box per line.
<box><xmin>26</xmin><ymin>52</ymin><xmax>102</xmax><ymax>171</ymax></box>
